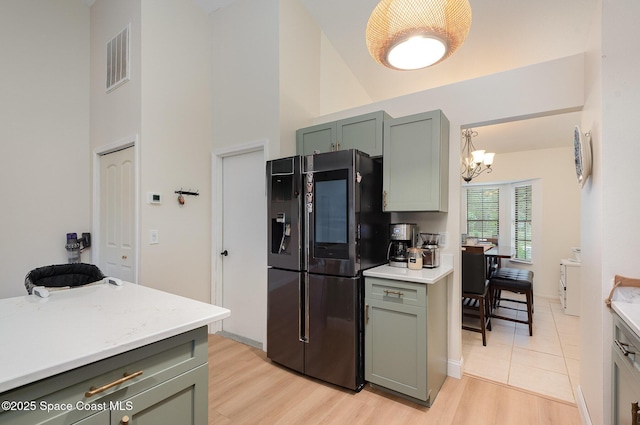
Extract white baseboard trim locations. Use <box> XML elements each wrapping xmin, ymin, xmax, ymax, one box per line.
<box><xmin>208</xmin><ymin>322</ymin><xmax>222</xmax><ymax>334</ymax></box>
<box><xmin>448</xmin><ymin>357</ymin><xmax>463</xmax><ymax>379</ymax></box>
<box><xmin>575</xmin><ymin>385</ymin><xmax>592</xmax><ymax>425</ymax></box>
<box><xmin>216</xmin><ymin>331</ymin><xmax>263</xmax><ymax>350</ymax></box>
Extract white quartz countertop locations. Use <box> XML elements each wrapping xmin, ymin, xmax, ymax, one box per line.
<box><xmin>0</xmin><ymin>282</ymin><xmax>230</xmax><ymax>393</ymax></box>
<box><xmin>611</xmin><ymin>287</ymin><xmax>640</xmax><ymax>337</ymax></box>
<box><xmin>363</xmin><ymin>254</ymin><xmax>453</xmax><ymax>284</ymax></box>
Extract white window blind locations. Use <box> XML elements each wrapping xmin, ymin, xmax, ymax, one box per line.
<box><xmin>466</xmin><ymin>187</ymin><xmax>499</xmax><ymax>239</ymax></box>
<box><xmin>514</xmin><ymin>185</ymin><xmax>532</xmax><ymax>261</ymax></box>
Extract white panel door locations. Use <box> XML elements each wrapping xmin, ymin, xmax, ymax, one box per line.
<box><xmin>99</xmin><ymin>147</ymin><xmax>136</xmax><ymax>282</ymax></box>
<box><xmin>221</xmin><ymin>149</ymin><xmax>266</xmax><ymax>345</ymax></box>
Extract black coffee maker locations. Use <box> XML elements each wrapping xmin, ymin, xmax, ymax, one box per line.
<box><xmin>387</xmin><ymin>223</ymin><xmax>417</xmax><ymax>268</ymax></box>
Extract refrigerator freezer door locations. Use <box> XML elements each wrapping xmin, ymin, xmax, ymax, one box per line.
<box><xmin>267</xmin><ymin>156</ymin><xmax>303</xmax><ymax>271</ymax></box>
<box><xmin>305</xmin><ymin>274</ymin><xmax>364</xmax><ymax>391</ymax></box>
<box><xmin>267</xmin><ymin>268</ymin><xmax>304</xmax><ymax>373</ymax></box>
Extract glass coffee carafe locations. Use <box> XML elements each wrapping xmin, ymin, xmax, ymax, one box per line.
<box><xmin>387</xmin><ymin>223</ymin><xmax>417</xmax><ymax>268</ymax></box>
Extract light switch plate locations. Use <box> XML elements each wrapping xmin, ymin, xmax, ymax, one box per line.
<box><xmin>150</xmin><ymin>229</ymin><xmax>159</xmax><ymax>244</ymax></box>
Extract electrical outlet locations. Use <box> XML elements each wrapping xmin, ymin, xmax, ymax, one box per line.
<box><xmin>150</xmin><ymin>229</ymin><xmax>159</xmax><ymax>245</ymax></box>
<box><xmin>438</xmin><ymin>232</ymin><xmax>448</xmax><ymax>248</ymax></box>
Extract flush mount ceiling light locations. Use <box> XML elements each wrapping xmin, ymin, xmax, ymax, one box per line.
<box><xmin>366</xmin><ymin>0</ymin><xmax>472</xmax><ymax>71</ymax></box>
<box><xmin>461</xmin><ymin>129</ymin><xmax>495</xmax><ymax>182</ymax></box>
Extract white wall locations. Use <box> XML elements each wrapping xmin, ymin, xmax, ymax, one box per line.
<box><xmin>580</xmin><ymin>1</ymin><xmax>640</xmax><ymax>424</ymax></box>
<box><xmin>318</xmin><ymin>32</ymin><xmax>372</xmax><ymax>117</ymax></box>
<box><xmin>279</xmin><ymin>0</ymin><xmax>372</xmax><ymax>149</ymax></box>
<box><xmin>138</xmin><ymin>0</ymin><xmax>213</xmax><ymax>302</ymax></box>
<box><xmin>211</xmin><ymin>0</ymin><xmax>280</xmax><ymax>156</ymax></box>
<box><xmin>90</xmin><ymin>0</ymin><xmax>141</xmax><ymax>149</ymax></box>
<box><xmin>0</xmin><ymin>0</ymin><xmax>90</xmax><ymax>298</ymax></box>
<box><xmin>466</xmin><ymin>146</ymin><xmax>581</xmax><ymax>300</ymax></box>
<box><xmin>580</xmin><ymin>13</ymin><xmax>604</xmax><ymax>420</ymax></box>
<box><xmin>278</xmin><ymin>0</ymin><xmax>322</xmax><ymax>158</ymax></box>
<box><xmin>89</xmin><ymin>0</ymin><xmax>142</xmax><ymax>287</ymax></box>
<box><xmin>90</xmin><ymin>0</ymin><xmax>213</xmax><ymax>302</ymax></box>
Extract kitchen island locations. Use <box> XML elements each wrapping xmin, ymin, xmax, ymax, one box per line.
<box><xmin>0</xmin><ymin>281</ymin><xmax>229</xmax><ymax>424</ymax></box>
<box><xmin>363</xmin><ymin>255</ymin><xmax>452</xmax><ymax>406</ymax></box>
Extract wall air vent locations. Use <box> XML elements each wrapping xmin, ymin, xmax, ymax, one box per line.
<box><xmin>106</xmin><ymin>24</ymin><xmax>130</xmax><ymax>92</ymax></box>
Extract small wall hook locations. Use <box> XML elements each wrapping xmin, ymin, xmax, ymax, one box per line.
<box><xmin>174</xmin><ymin>188</ymin><xmax>199</xmax><ymax>205</ymax></box>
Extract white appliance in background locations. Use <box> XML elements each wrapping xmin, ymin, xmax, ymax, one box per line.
<box><xmin>559</xmin><ymin>258</ymin><xmax>581</xmax><ymax>316</ymax></box>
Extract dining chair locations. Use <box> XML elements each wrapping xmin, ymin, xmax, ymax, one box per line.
<box><xmin>489</xmin><ymin>267</ymin><xmax>535</xmax><ymax>336</ymax></box>
<box><xmin>461</xmin><ymin>250</ymin><xmax>491</xmax><ymax>346</ymax></box>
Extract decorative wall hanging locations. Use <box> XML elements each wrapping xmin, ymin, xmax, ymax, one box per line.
<box><xmin>573</xmin><ymin>125</ymin><xmax>592</xmax><ymax>188</ymax></box>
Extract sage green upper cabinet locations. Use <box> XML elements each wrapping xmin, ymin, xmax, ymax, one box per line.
<box><xmin>336</xmin><ymin>111</ymin><xmax>389</xmax><ymax>156</ymax></box>
<box><xmin>296</xmin><ymin>111</ymin><xmax>390</xmax><ymax>157</ymax></box>
<box><xmin>383</xmin><ymin>110</ymin><xmax>450</xmax><ymax>212</ymax></box>
<box><xmin>296</xmin><ymin>121</ymin><xmax>337</xmax><ymax>156</ymax></box>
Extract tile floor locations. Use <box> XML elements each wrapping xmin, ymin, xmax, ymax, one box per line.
<box><xmin>462</xmin><ymin>294</ymin><xmax>580</xmax><ymax>403</ymax></box>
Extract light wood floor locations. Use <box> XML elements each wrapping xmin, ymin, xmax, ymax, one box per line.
<box><xmin>208</xmin><ymin>334</ymin><xmax>581</xmax><ymax>425</ymax></box>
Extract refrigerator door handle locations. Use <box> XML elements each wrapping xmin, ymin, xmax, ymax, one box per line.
<box><xmin>298</xmin><ymin>275</ymin><xmax>304</xmax><ymax>342</ymax></box>
<box><xmin>300</xmin><ymin>272</ymin><xmax>309</xmax><ymax>343</ymax></box>
<box><xmin>302</xmin><ymin>169</ymin><xmax>311</xmax><ymax>344</ymax></box>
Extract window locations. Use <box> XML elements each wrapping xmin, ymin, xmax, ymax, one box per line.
<box><xmin>514</xmin><ymin>185</ymin><xmax>532</xmax><ymax>261</ymax></box>
<box><xmin>466</xmin><ymin>187</ymin><xmax>499</xmax><ymax>239</ymax></box>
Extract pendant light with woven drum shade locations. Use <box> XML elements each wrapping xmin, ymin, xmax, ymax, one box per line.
<box><xmin>366</xmin><ymin>0</ymin><xmax>472</xmax><ymax>70</ymax></box>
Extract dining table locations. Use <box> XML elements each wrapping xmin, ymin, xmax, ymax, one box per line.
<box><xmin>462</xmin><ymin>244</ymin><xmax>514</xmax><ymax>277</ymax></box>
<box><xmin>485</xmin><ymin>245</ymin><xmax>514</xmax><ymax>274</ymax></box>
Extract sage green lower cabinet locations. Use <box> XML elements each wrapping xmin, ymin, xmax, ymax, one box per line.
<box><xmin>74</xmin><ymin>410</ymin><xmax>110</xmax><ymax>424</ymax></box>
<box><xmin>0</xmin><ymin>327</ymin><xmax>209</xmax><ymax>425</ymax></box>
<box><xmin>612</xmin><ymin>313</ymin><xmax>640</xmax><ymax>425</ymax></box>
<box><xmin>111</xmin><ymin>364</ymin><xmax>207</xmax><ymax>425</ymax></box>
<box><xmin>364</xmin><ymin>277</ymin><xmax>448</xmax><ymax>406</ymax></box>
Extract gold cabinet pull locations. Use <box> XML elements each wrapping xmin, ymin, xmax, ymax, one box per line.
<box><xmin>365</xmin><ymin>304</ymin><xmax>369</xmax><ymax>324</ymax></box>
<box><xmin>330</xmin><ymin>143</ymin><xmax>336</xmax><ymax>151</ymax></box>
<box><xmin>85</xmin><ymin>371</ymin><xmax>143</xmax><ymax>397</ymax></box>
<box><xmin>384</xmin><ymin>289</ymin><xmax>404</xmax><ymax>297</ymax></box>
<box><xmin>121</xmin><ymin>415</ymin><xmax>130</xmax><ymax>425</ymax></box>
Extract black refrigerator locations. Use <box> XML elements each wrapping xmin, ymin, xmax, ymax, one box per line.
<box><xmin>266</xmin><ymin>149</ymin><xmax>389</xmax><ymax>391</ymax></box>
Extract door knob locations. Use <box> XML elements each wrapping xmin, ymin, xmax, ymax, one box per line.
<box><xmin>220</xmin><ymin>250</ymin><xmax>228</xmax><ymax>256</ymax></box>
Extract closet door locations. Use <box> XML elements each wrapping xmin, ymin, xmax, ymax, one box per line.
<box><xmin>99</xmin><ymin>146</ymin><xmax>135</xmax><ymax>282</ymax></box>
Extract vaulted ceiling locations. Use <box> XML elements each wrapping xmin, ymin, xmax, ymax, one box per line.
<box><xmin>203</xmin><ymin>0</ymin><xmax>594</xmax><ymax>101</ymax></box>
<box><xmin>202</xmin><ymin>0</ymin><xmax>595</xmax><ymax>153</ymax></box>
